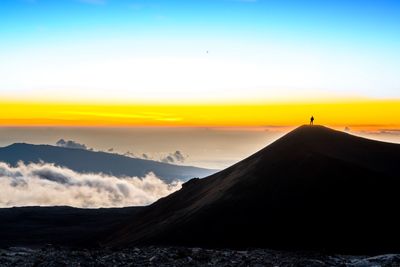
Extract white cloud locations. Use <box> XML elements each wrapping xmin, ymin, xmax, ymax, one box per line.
<box><xmin>0</xmin><ymin>161</ymin><xmax>181</xmax><ymax>208</ymax></box>
<box><xmin>378</xmin><ymin>129</ymin><xmax>400</xmax><ymax>135</ymax></box>
<box><xmin>161</xmin><ymin>150</ymin><xmax>187</xmax><ymax>164</ymax></box>
<box><xmin>56</xmin><ymin>139</ymin><xmax>88</xmax><ymax>150</ymax></box>
<box><xmin>117</xmin><ymin>150</ymin><xmax>188</xmax><ymax>164</ymax></box>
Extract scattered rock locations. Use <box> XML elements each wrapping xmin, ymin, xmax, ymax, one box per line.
<box><xmin>0</xmin><ymin>246</ymin><xmax>398</xmax><ymax>267</ymax></box>
<box><xmin>348</xmin><ymin>254</ymin><xmax>400</xmax><ymax>267</ymax></box>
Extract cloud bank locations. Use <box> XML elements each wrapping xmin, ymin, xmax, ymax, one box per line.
<box><xmin>56</xmin><ymin>139</ymin><xmax>88</xmax><ymax>150</ymax></box>
<box><xmin>121</xmin><ymin>150</ymin><xmax>188</xmax><ymax>164</ymax></box>
<box><xmin>161</xmin><ymin>151</ymin><xmax>188</xmax><ymax>164</ymax></box>
<box><xmin>0</xmin><ymin>162</ymin><xmax>181</xmax><ymax>208</ymax></box>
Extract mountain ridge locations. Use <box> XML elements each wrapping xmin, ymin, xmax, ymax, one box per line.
<box><xmin>104</xmin><ymin>125</ymin><xmax>400</xmax><ymax>253</ymax></box>
<box><xmin>0</xmin><ymin>143</ymin><xmax>217</xmax><ymax>182</ymax></box>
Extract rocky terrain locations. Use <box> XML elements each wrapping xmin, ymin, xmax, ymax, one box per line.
<box><xmin>1</xmin><ymin>246</ymin><xmax>400</xmax><ymax>267</ymax></box>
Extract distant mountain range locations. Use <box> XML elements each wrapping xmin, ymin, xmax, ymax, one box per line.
<box><xmin>0</xmin><ymin>143</ymin><xmax>217</xmax><ymax>183</ymax></box>
<box><xmin>104</xmin><ymin>125</ymin><xmax>400</xmax><ymax>253</ymax></box>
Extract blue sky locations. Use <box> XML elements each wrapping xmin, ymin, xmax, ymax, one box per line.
<box><xmin>1</xmin><ymin>0</ymin><xmax>400</xmax><ymax>102</ymax></box>
<box><xmin>2</xmin><ymin>0</ymin><xmax>400</xmax><ymax>44</ymax></box>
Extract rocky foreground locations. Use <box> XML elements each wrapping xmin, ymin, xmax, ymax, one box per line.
<box><xmin>1</xmin><ymin>246</ymin><xmax>400</xmax><ymax>267</ymax></box>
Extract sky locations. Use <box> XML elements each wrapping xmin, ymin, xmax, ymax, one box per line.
<box><xmin>0</xmin><ymin>1</ymin><xmax>400</xmax><ymax>207</ymax></box>
<box><xmin>1</xmin><ymin>0</ymin><xmax>400</xmax><ymax>106</ymax></box>
<box><xmin>0</xmin><ymin>1</ymin><xmax>399</xmax><ymax>133</ymax></box>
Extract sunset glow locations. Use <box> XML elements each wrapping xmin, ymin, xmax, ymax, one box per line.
<box><xmin>1</xmin><ymin>0</ymin><xmax>400</xmax><ymax>131</ymax></box>
<box><xmin>1</xmin><ymin>100</ymin><xmax>399</xmax><ymax>129</ymax></box>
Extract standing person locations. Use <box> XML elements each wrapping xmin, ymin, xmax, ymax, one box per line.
<box><xmin>310</xmin><ymin>116</ymin><xmax>314</xmax><ymax>125</ymax></box>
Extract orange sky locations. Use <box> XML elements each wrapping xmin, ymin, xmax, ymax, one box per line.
<box><xmin>1</xmin><ymin>100</ymin><xmax>399</xmax><ymax>129</ymax></box>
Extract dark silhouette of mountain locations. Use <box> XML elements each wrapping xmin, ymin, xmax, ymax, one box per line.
<box><xmin>0</xmin><ymin>143</ymin><xmax>217</xmax><ymax>182</ymax></box>
<box><xmin>0</xmin><ymin>206</ymin><xmax>141</xmax><ymax>247</ymax></box>
<box><xmin>104</xmin><ymin>125</ymin><xmax>400</xmax><ymax>253</ymax></box>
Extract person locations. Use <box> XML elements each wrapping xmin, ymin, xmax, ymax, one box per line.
<box><xmin>310</xmin><ymin>116</ymin><xmax>314</xmax><ymax>125</ymax></box>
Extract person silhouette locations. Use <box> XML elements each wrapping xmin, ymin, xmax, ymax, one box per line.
<box><xmin>310</xmin><ymin>116</ymin><xmax>314</xmax><ymax>125</ymax></box>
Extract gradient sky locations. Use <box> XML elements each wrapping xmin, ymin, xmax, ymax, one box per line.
<box><xmin>2</xmin><ymin>0</ymin><xmax>400</xmax><ymax>207</ymax></box>
<box><xmin>0</xmin><ymin>0</ymin><xmax>399</xmax><ymax>127</ymax></box>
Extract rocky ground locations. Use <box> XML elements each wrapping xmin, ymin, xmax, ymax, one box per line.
<box><xmin>1</xmin><ymin>246</ymin><xmax>400</xmax><ymax>267</ymax></box>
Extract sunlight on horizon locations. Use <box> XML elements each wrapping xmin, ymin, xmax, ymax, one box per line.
<box><xmin>0</xmin><ymin>100</ymin><xmax>398</xmax><ymax>129</ymax></box>
<box><xmin>0</xmin><ymin>0</ymin><xmax>399</xmax><ymax>150</ymax></box>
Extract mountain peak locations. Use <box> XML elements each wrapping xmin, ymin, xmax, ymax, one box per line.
<box><xmin>261</xmin><ymin>125</ymin><xmax>377</xmax><ymax>159</ymax></box>
<box><xmin>279</xmin><ymin>124</ymin><xmax>348</xmax><ymax>141</ymax></box>
<box><xmin>106</xmin><ymin>126</ymin><xmax>400</xmax><ymax>252</ymax></box>
<box><xmin>295</xmin><ymin>124</ymin><xmax>330</xmax><ymax>130</ymax></box>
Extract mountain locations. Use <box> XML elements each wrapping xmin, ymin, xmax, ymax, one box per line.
<box><xmin>0</xmin><ymin>143</ymin><xmax>217</xmax><ymax>182</ymax></box>
<box><xmin>104</xmin><ymin>125</ymin><xmax>400</xmax><ymax>253</ymax></box>
<box><xmin>0</xmin><ymin>206</ymin><xmax>141</xmax><ymax>247</ymax></box>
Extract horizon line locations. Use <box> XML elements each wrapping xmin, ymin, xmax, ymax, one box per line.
<box><xmin>0</xmin><ymin>99</ymin><xmax>399</xmax><ymax>128</ymax></box>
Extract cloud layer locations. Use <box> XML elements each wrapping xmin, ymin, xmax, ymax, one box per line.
<box><xmin>0</xmin><ymin>162</ymin><xmax>181</xmax><ymax>208</ymax></box>
<box><xmin>161</xmin><ymin>150</ymin><xmax>187</xmax><ymax>164</ymax></box>
<box><xmin>121</xmin><ymin>150</ymin><xmax>188</xmax><ymax>164</ymax></box>
<box><xmin>56</xmin><ymin>139</ymin><xmax>88</xmax><ymax>150</ymax></box>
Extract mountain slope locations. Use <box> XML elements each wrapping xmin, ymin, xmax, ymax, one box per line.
<box><xmin>0</xmin><ymin>143</ymin><xmax>217</xmax><ymax>182</ymax></box>
<box><xmin>105</xmin><ymin>126</ymin><xmax>400</xmax><ymax>253</ymax></box>
<box><xmin>0</xmin><ymin>206</ymin><xmax>141</xmax><ymax>247</ymax></box>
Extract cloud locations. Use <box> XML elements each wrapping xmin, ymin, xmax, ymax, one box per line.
<box><xmin>117</xmin><ymin>150</ymin><xmax>188</xmax><ymax>164</ymax></box>
<box><xmin>377</xmin><ymin>129</ymin><xmax>400</xmax><ymax>136</ymax></box>
<box><xmin>124</xmin><ymin>151</ymin><xmax>136</xmax><ymax>157</ymax></box>
<box><xmin>172</xmin><ymin>150</ymin><xmax>186</xmax><ymax>162</ymax></box>
<box><xmin>356</xmin><ymin>129</ymin><xmax>400</xmax><ymax>136</ymax></box>
<box><xmin>104</xmin><ymin>150</ymin><xmax>188</xmax><ymax>164</ymax></box>
<box><xmin>0</xmin><ymin>161</ymin><xmax>181</xmax><ymax>208</ymax></box>
<box><xmin>56</xmin><ymin>139</ymin><xmax>87</xmax><ymax>150</ymax></box>
<box><xmin>161</xmin><ymin>150</ymin><xmax>188</xmax><ymax>164</ymax></box>
<box><xmin>161</xmin><ymin>155</ymin><xmax>175</xmax><ymax>164</ymax></box>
